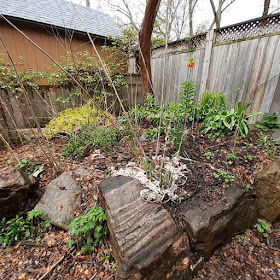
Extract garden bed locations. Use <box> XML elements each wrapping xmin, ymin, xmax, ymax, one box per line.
<box><xmin>0</xmin><ymin>123</ymin><xmax>279</xmax><ymax>279</ymax></box>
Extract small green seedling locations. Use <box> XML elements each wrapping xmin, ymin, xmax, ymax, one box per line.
<box><xmin>255</xmin><ymin>219</ymin><xmax>271</xmax><ymax>239</ymax></box>
<box><xmin>215</xmin><ymin>170</ymin><xmax>235</xmax><ymax>184</ymax></box>
<box><xmin>203</xmin><ymin>150</ymin><xmax>214</xmax><ymax>160</ymax></box>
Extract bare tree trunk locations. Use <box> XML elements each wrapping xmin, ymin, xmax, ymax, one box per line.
<box><xmin>189</xmin><ymin>0</ymin><xmax>194</xmax><ymax>36</ymax></box>
<box><xmin>262</xmin><ymin>0</ymin><xmax>270</xmax><ymax>16</ymax></box>
<box><xmin>86</xmin><ymin>0</ymin><xmax>90</xmax><ymax>7</ymax></box>
<box><xmin>188</xmin><ymin>0</ymin><xmax>198</xmax><ymax>36</ymax></box>
<box><xmin>209</xmin><ymin>0</ymin><xmax>236</xmax><ymax>29</ymax></box>
<box><xmin>139</xmin><ymin>0</ymin><xmax>161</xmax><ymax>93</ymax></box>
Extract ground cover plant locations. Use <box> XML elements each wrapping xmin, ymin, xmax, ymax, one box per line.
<box><xmin>62</xmin><ymin>125</ymin><xmax>117</xmax><ymax>158</ymax></box>
<box><xmin>43</xmin><ymin>101</ymin><xmax>113</xmax><ymax>139</ymax></box>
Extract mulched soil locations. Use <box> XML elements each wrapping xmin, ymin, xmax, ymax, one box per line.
<box><xmin>0</xmin><ymin>126</ymin><xmax>279</xmax><ymax>280</ymax></box>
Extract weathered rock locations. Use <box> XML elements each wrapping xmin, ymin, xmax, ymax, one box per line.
<box><xmin>0</xmin><ymin>167</ymin><xmax>38</xmax><ymax>220</ymax></box>
<box><xmin>181</xmin><ymin>187</ymin><xmax>257</xmax><ymax>258</ymax></box>
<box><xmin>35</xmin><ymin>171</ymin><xmax>81</xmax><ymax>230</ymax></box>
<box><xmin>99</xmin><ymin>176</ymin><xmax>191</xmax><ymax>280</ymax></box>
<box><xmin>256</xmin><ymin>159</ymin><xmax>280</xmax><ymax>222</ymax></box>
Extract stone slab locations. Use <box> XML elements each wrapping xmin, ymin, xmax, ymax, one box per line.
<box><xmin>181</xmin><ymin>187</ymin><xmax>257</xmax><ymax>258</ymax></box>
<box><xmin>99</xmin><ymin>176</ymin><xmax>191</xmax><ymax>280</ymax></box>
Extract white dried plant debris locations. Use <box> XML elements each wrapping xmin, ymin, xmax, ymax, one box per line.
<box><xmin>111</xmin><ymin>157</ymin><xmax>191</xmax><ymax>203</ymax></box>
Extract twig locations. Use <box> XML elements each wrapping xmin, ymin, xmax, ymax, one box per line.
<box><xmin>38</xmin><ymin>248</ymin><xmax>74</xmax><ymax>280</ymax></box>
<box><xmin>89</xmin><ymin>272</ymin><xmax>97</xmax><ymax>280</ymax></box>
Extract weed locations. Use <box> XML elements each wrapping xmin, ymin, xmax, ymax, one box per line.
<box><xmin>68</xmin><ymin>205</ymin><xmax>108</xmax><ymax>254</ymax></box>
<box><xmin>266</xmin><ymin>145</ymin><xmax>280</xmax><ymax>159</ymax></box>
<box><xmin>235</xmin><ymin>234</ymin><xmax>247</xmax><ymax>243</ymax></box>
<box><xmin>243</xmin><ymin>155</ymin><xmax>253</xmax><ymax>163</ymax></box>
<box><xmin>144</xmin><ymin>127</ymin><xmax>162</xmax><ymax>139</ymax></box>
<box><xmin>196</xmin><ymin>91</ymin><xmax>226</xmax><ymax>121</ymax></box>
<box><xmin>255</xmin><ymin>219</ymin><xmax>271</xmax><ymax>239</ymax></box>
<box><xmin>62</xmin><ymin>126</ymin><xmax>117</xmax><ymax>158</ymax></box>
<box><xmin>257</xmin><ymin>132</ymin><xmax>269</xmax><ymax>147</ymax></box>
<box><xmin>227</xmin><ymin>149</ymin><xmax>241</xmax><ymax>163</ymax></box>
<box><xmin>203</xmin><ymin>150</ymin><xmax>215</xmax><ymax>160</ymax></box>
<box><xmin>15</xmin><ymin>159</ymin><xmax>44</xmax><ymax>178</ymax></box>
<box><xmin>0</xmin><ymin>210</ymin><xmax>45</xmax><ymax>247</ymax></box>
<box><xmin>253</xmin><ymin>113</ymin><xmax>280</xmax><ymax>131</ymax></box>
<box><xmin>215</xmin><ymin>170</ymin><xmax>235</xmax><ymax>184</ymax></box>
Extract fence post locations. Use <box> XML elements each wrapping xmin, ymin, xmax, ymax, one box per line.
<box><xmin>199</xmin><ymin>29</ymin><xmax>215</xmax><ymax>98</ymax></box>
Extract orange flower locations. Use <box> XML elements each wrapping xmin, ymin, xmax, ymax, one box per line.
<box><xmin>187</xmin><ymin>57</ymin><xmax>195</xmax><ymax>67</ymax></box>
<box><xmin>109</xmin><ymin>121</ymin><xmax>113</xmax><ymax>127</ymax></box>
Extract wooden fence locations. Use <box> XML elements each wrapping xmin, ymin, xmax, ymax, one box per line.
<box><xmin>0</xmin><ymin>75</ymin><xmax>145</xmax><ymax>144</ymax></box>
<box><xmin>151</xmin><ymin>13</ymin><xmax>280</xmax><ymax>121</ymax></box>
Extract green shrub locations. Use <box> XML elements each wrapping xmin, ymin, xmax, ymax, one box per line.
<box><xmin>196</xmin><ymin>91</ymin><xmax>226</xmax><ymax>121</ymax></box>
<box><xmin>44</xmin><ymin>101</ymin><xmax>113</xmax><ymax>139</ymax></box>
<box><xmin>62</xmin><ymin>125</ymin><xmax>117</xmax><ymax>158</ymax></box>
<box><xmin>68</xmin><ymin>205</ymin><xmax>108</xmax><ymax>254</ymax></box>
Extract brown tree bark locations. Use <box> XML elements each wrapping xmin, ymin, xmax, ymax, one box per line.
<box><xmin>139</xmin><ymin>0</ymin><xmax>161</xmax><ymax>93</ymax></box>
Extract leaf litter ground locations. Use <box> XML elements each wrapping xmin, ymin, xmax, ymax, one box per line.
<box><xmin>0</xmin><ymin>127</ymin><xmax>279</xmax><ymax>280</ymax></box>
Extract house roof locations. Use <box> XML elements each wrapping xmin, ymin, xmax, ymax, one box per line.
<box><xmin>0</xmin><ymin>0</ymin><xmax>121</xmax><ymax>38</ymax></box>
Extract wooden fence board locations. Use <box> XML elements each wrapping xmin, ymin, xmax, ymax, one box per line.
<box><xmin>151</xmin><ymin>20</ymin><xmax>280</xmax><ymax>119</ymax></box>
<box><xmin>259</xmin><ymin>36</ymin><xmax>280</xmax><ymax>114</ymax></box>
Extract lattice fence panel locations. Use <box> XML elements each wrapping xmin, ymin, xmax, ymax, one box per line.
<box><xmin>152</xmin><ymin>34</ymin><xmax>206</xmax><ymax>58</ymax></box>
<box><xmin>216</xmin><ymin>14</ymin><xmax>280</xmax><ymax>44</ymax></box>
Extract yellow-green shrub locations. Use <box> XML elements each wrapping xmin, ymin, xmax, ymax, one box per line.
<box><xmin>44</xmin><ymin>101</ymin><xmax>113</xmax><ymax>139</ymax></box>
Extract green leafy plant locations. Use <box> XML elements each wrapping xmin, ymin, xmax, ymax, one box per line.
<box><xmin>255</xmin><ymin>219</ymin><xmax>271</xmax><ymax>239</ymax></box>
<box><xmin>215</xmin><ymin>170</ymin><xmax>235</xmax><ymax>184</ymax></box>
<box><xmin>15</xmin><ymin>159</ymin><xmax>36</xmax><ymax>175</ymax></box>
<box><xmin>179</xmin><ymin>81</ymin><xmax>196</xmax><ymax>121</ymax></box>
<box><xmin>203</xmin><ymin>101</ymin><xmax>259</xmax><ymax>138</ymax></box>
<box><xmin>15</xmin><ymin>159</ymin><xmax>44</xmax><ymax>177</ymax></box>
<box><xmin>243</xmin><ymin>155</ymin><xmax>253</xmax><ymax>163</ymax></box>
<box><xmin>196</xmin><ymin>91</ymin><xmax>226</xmax><ymax>121</ymax></box>
<box><xmin>62</xmin><ymin>125</ymin><xmax>117</xmax><ymax>158</ymax></box>
<box><xmin>0</xmin><ymin>55</ymin><xmax>47</xmax><ymax>93</ymax></box>
<box><xmin>235</xmin><ymin>234</ymin><xmax>247</xmax><ymax>243</ymax></box>
<box><xmin>144</xmin><ymin>127</ymin><xmax>162</xmax><ymax>139</ymax></box>
<box><xmin>68</xmin><ymin>205</ymin><xmax>108</xmax><ymax>254</ymax></box>
<box><xmin>257</xmin><ymin>132</ymin><xmax>269</xmax><ymax>147</ymax></box>
<box><xmin>253</xmin><ymin>113</ymin><xmax>280</xmax><ymax>131</ymax></box>
<box><xmin>0</xmin><ymin>210</ymin><xmax>45</xmax><ymax>247</ymax></box>
<box><xmin>226</xmin><ymin>150</ymin><xmax>241</xmax><ymax>165</ymax></box>
<box><xmin>203</xmin><ymin>150</ymin><xmax>215</xmax><ymax>160</ymax></box>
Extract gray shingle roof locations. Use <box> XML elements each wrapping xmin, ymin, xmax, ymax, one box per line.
<box><xmin>0</xmin><ymin>0</ymin><xmax>121</xmax><ymax>38</ymax></box>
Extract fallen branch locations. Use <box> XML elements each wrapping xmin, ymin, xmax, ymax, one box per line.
<box><xmin>38</xmin><ymin>248</ymin><xmax>74</xmax><ymax>280</ymax></box>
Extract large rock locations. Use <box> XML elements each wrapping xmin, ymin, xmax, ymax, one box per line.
<box><xmin>35</xmin><ymin>171</ymin><xmax>81</xmax><ymax>230</ymax></box>
<box><xmin>256</xmin><ymin>159</ymin><xmax>280</xmax><ymax>222</ymax></box>
<box><xmin>0</xmin><ymin>167</ymin><xmax>38</xmax><ymax>220</ymax></box>
<box><xmin>99</xmin><ymin>176</ymin><xmax>191</xmax><ymax>280</ymax></box>
<box><xmin>181</xmin><ymin>187</ymin><xmax>257</xmax><ymax>258</ymax></box>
